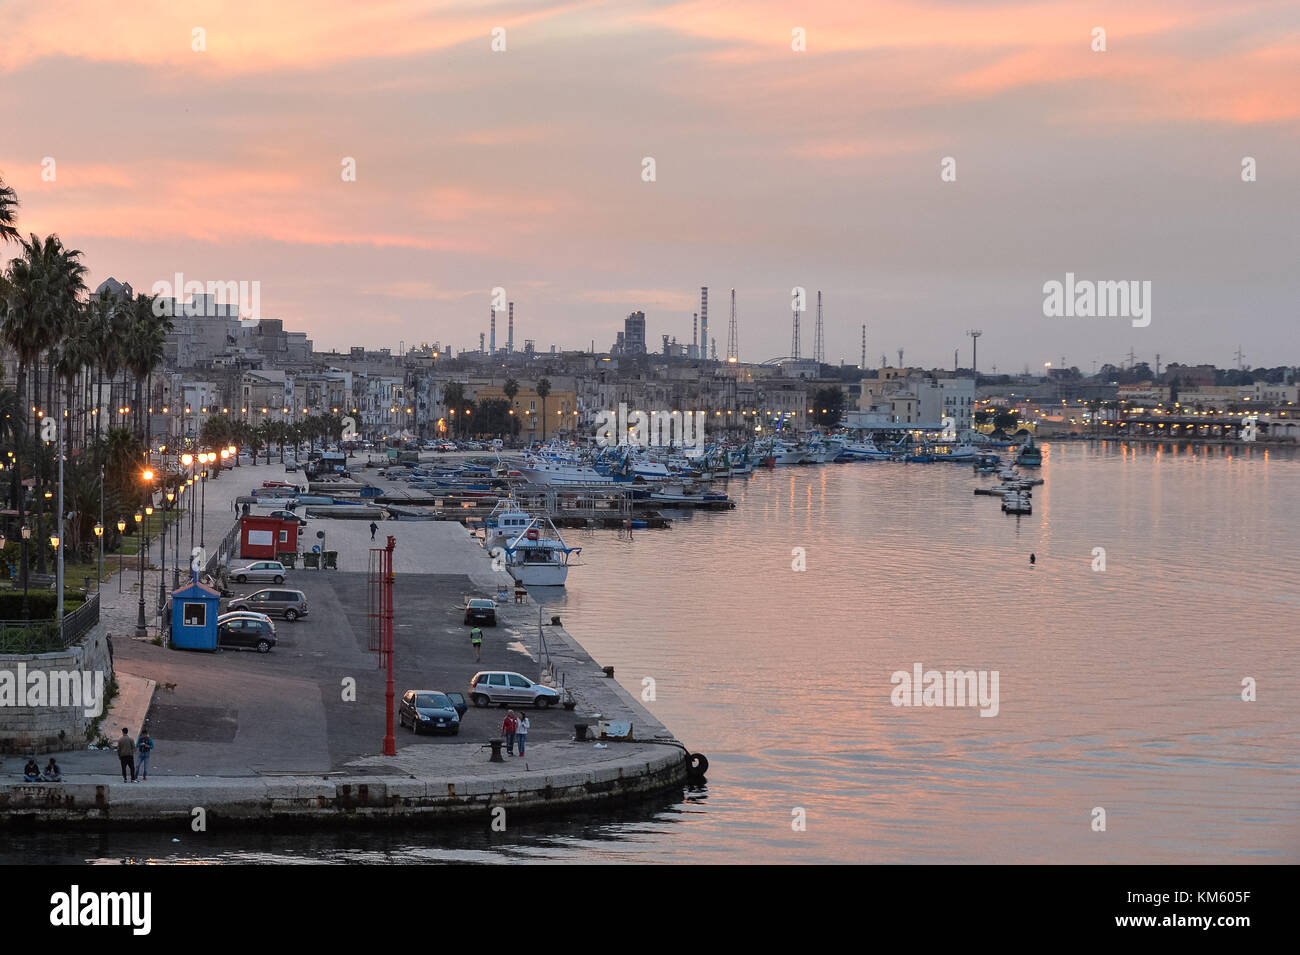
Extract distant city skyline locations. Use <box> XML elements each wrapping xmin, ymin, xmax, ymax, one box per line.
<box><xmin>3</xmin><ymin>0</ymin><xmax>1297</xmax><ymax>369</ymax></box>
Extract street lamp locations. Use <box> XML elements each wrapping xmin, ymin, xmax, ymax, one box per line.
<box><xmin>93</xmin><ymin>522</ymin><xmax>104</xmax><ymax>587</ymax></box>
<box><xmin>116</xmin><ymin>519</ymin><xmax>126</xmax><ymax>593</ymax></box>
<box><xmin>163</xmin><ymin>488</ymin><xmax>176</xmax><ymax>594</ymax></box>
<box><xmin>199</xmin><ymin>458</ymin><xmax>209</xmax><ymax>547</ymax></box>
<box><xmin>20</xmin><ymin>524</ymin><xmax>31</xmax><ymax>619</ymax></box>
<box><xmin>135</xmin><ymin>467</ymin><xmax>153</xmax><ymax>638</ymax></box>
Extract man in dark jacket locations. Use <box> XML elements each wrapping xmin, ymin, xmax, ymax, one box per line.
<box><xmin>116</xmin><ymin>727</ymin><xmax>137</xmax><ymax>782</ymax></box>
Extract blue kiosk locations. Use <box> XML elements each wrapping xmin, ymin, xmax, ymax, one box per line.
<box><xmin>169</xmin><ymin>580</ymin><xmax>221</xmax><ymax>651</ymax></box>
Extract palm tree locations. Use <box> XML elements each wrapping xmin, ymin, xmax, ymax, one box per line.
<box><xmin>0</xmin><ymin>176</ymin><xmax>19</xmax><ymax>245</ymax></box>
<box><xmin>55</xmin><ymin>305</ymin><xmax>99</xmax><ymax>451</ymax></box>
<box><xmin>2</xmin><ymin>234</ymin><xmax>86</xmax><ymax>572</ymax></box>
<box><xmin>536</xmin><ymin>378</ymin><xmax>551</xmax><ymax>442</ymax></box>
<box><xmin>441</xmin><ymin>382</ymin><xmax>465</xmax><ymax>437</ymax></box>
<box><xmin>123</xmin><ymin>293</ymin><xmax>170</xmax><ymax>441</ymax></box>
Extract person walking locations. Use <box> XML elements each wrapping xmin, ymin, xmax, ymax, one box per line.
<box><xmin>136</xmin><ymin>728</ymin><xmax>154</xmax><ymax>780</ymax></box>
<box><xmin>502</xmin><ymin>710</ymin><xmax>518</xmax><ymax>755</ymax></box>
<box><xmin>471</xmin><ymin>626</ymin><xmax>483</xmax><ymax>660</ymax></box>
<box><xmin>369</xmin><ymin>521</ymin><xmax>378</xmax><ymax>541</ymax></box>
<box><xmin>516</xmin><ymin>713</ymin><xmax>530</xmax><ymax>756</ymax></box>
<box><xmin>116</xmin><ymin>727</ymin><xmax>137</xmax><ymax>782</ymax></box>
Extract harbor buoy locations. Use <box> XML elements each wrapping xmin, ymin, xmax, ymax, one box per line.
<box><xmin>687</xmin><ymin>752</ymin><xmax>709</xmax><ymax>781</ymax></box>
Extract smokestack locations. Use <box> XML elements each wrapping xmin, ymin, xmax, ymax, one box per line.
<box><xmin>480</xmin><ymin>332</ymin><xmax>485</xmax><ymax>352</ymax></box>
<box><xmin>508</xmin><ymin>302</ymin><xmax>515</xmax><ymax>354</ymax></box>
<box><xmin>692</xmin><ymin>312</ymin><xmax>698</xmax><ymax>357</ymax></box>
<box><xmin>490</xmin><ymin>308</ymin><xmax>496</xmax><ymax>356</ymax></box>
<box><xmin>700</xmin><ymin>287</ymin><xmax>708</xmax><ymax>362</ymax></box>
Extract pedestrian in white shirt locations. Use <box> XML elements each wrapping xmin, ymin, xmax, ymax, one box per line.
<box><xmin>516</xmin><ymin>714</ymin><xmax>530</xmax><ymax>755</ymax></box>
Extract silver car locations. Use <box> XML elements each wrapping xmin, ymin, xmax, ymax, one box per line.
<box><xmin>230</xmin><ymin>560</ymin><xmax>288</xmax><ymax>584</ymax></box>
<box><xmin>217</xmin><ymin>610</ymin><xmax>276</xmax><ymax>631</ymax></box>
<box><xmin>227</xmin><ymin>588</ymin><xmax>308</xmax><ymax>621</ymax></box>
<box><xmin>469</xmin><ymin>671</ymin><xmax>560</xmax><ymax>708</ymax></box>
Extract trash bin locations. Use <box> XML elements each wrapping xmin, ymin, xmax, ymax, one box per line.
<box><xmin>303</xmin><ymin>552</ymin><xmax>319</xmax><ymax>569</ymax></box>
<box><xmin>324</xmin><ymin>551</ymin><xmax>338</xmax><ymax>569</ymax></box>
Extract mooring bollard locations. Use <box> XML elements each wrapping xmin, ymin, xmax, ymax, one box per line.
<box><xmin>602</xmin><ymin>666</ymin><xmax>615</xmax><ymax>678</ymax></box>
<box><xmin>487</xmin><ymin>738</ymin><xmax>505</xmax><ymax>762</ymax></box>
<box><xmin>574</xmin><ymin>723</ymin><xmax>588</xmax><ymax>741</ymax></box>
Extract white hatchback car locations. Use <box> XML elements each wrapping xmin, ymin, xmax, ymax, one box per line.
<box><xmin>229</xmin><ymin>560</ymin><xmax>288</xmax><ymax>584</ymax></box>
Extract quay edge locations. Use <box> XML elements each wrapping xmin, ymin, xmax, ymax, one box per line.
<box><xmin>0</xmin><ymin>745</ymin><xmax>690</xmax><ymax>830</ymax></box>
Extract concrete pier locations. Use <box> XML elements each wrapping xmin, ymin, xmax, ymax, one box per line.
<box><xmin>0</xmin><ymin>458</ymin><xmax>692</xmax><ymax>828</ymax></box>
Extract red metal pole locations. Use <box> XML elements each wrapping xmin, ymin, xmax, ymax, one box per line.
<box><xmin>382</xmin><ymin>535</ymin><xmax>396</xmax><ymax>756</ymax></box>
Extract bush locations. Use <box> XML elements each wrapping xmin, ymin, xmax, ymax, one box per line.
<box><xmin>0</xmin><ymin>622</ymin><xmax>62</xmax><ymax>653</ymax></box>
<box><xmin>0</xmin><ymin>591</ymin><xmax>86</xmax><ymax>621</ymax></box>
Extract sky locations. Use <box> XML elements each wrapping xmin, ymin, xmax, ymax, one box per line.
<box><xmin>1</xmin><ymin>0</ymin><xmax>1297</xmax><ymax>373</ymax></box>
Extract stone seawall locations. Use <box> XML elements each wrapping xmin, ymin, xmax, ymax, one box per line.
<box><xmin>0</xmin><ymin>743</ymin><xmax>688</xmax><ymax>829</ymax></box>
<box><xmin>0</xmin><ymin>631</ymin><xmax>113</xmax><ymax>755</ymax></box>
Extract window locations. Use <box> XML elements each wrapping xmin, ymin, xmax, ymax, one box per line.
<box><xmin>508</xmin><ymin>675</ymin><xmax>530</xmax><ymax>688</ymax></box>
<box><xmin>279</xmin><ymin>530</ymin><xmax>289</xmax><ymax>543</ymax></box>
<box><xmin>488</xmin><ymin>674</ymin><xmax>507</xmax><ymax>687</ymax></box>
<box><xmin>183</xmin><ymin>602</ymin><xmax>207</xmax><ymax>627</ymax></box>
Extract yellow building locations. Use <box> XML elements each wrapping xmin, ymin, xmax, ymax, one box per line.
<box><xmin>475</xmin><ymin>384</ymin><xmax>579</xmax><ymax>438</ymax></box>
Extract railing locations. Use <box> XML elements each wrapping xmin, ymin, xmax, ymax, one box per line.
<box><xmin>206</xmin><ymin>520</ymin><xmax>241</xmax><ymax>577</ymax></box>
<box><xmin>0</xmin><ymin>591</ymin><xmax>100</xmax><ymax>653</ymax></box>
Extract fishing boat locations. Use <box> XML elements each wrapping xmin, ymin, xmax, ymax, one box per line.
<box><xmin>517</xmin><ymin>455</ymin><xmax>615</xmax><ymax>485</ymax></box>
<box><xmin>648</xmin><ymin>482</ymin><xmax>734</xmax><ymax>507</ymax></box>
<box><xmin>1001</xmin><ymin>492</ymin><xmax>1032</xmax><ymax>514</ymax></box>
<box><xmin>1015</xmin><ymin>436</ymin><xmax>1043</xmax><ymax>467</ymax></box>
<box><xmin>485</xmin><ymin>511</ymin><xmax>581</xmax><ymax>587</ymax></box>
<box><xmin>973</xmin><ymin>452</ymin><xmax>1001</xmax><ymax>472</ymax></box>
<box><xmin>838</xmin><ymin>439</ymin><xmax>892</xmax><ymax>461</ymax></box>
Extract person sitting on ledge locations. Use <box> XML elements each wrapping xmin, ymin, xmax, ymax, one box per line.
<box><xmin>23</xmin><ymin>757</ymin><xmax>42</xmax><ymax>782</ymax></box>
<box><xmin>43</xmin><ymin>758</ymin><xmax>62</xmax><ymax>782</ymax></box>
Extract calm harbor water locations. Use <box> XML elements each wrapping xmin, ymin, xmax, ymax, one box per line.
<box><xmin>11</xmin><ymin>441</ymin><xmax>1300</xmax><ymax>863</ymax></box>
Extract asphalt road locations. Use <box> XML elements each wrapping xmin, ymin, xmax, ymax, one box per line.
<box><xmin>130</xmin><ymin>570</ymin><xmax>567</xmax><ymax>775</ymax></box>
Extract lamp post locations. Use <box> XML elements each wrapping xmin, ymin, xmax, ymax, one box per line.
<box><xmin>116</xmin><ymin>519</ymin><xmax>126</xmax><ymax>594</ymax></box>
<box><xmin>161</xmin><ymin>489</ymin><xmax>175</xmax><ymax>605</ymax></box>
<box><xmin>98</xmin><ymin>464</ymin><xmax>105</xmax><ymax>589</ymax></box>
<box><xmin>174</xmin><ymin>483</ymin><xmax>183</xmax><ymax>588</ymax></box>
<box><xmin>93</xmin><ymin>522</ymin><xmax>104</xmax><ymax>587</ymax></box>
<box><xmin>20</xmin><ymin>523</ymin><xmax>31</xmax><ymax>619</ymax></box>
<box><xmin>181</xmin><ymin>452</ymin><xmax>194</xmax><ymax>574</ymax></box>
<box><xmin>199</xmin><ymin>452</ymin><xmax>210</xmax><ymax>547</ymax></box>
<box><xmin>135</xmin><ymin>467</ymin><xmax>154</xmax><ymax>638</ymax></box>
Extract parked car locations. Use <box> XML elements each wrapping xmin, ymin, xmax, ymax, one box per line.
<box><xmin>217</xmin><ymin>610</ymin><xmax>275</xmax><ymax>628</ymax></box>
<box><xmin>230</xmin><ymin>560</ymin><xmax>288</xmax><ymax>584</ymax></box>
<box><xmin>463</xmin><ymin>598</ymin><xmax>497</xmax><ymax>626</ymax></box>
<box><xmin>469</xmin><ymin>671</ymin><xmax>560</xmax><ymax>707</ymax></box>
<box><xmin>398</xmin><ymin>690</ymin><xmax>461</xmax><ymax>735</ymax></box>
<box><xmin>267</xmin><ymin>509</ymin><xmax>307</xmax><ymax>526</ymax></box>
<box><xmin>217</xmin><ymin>617</ymin><xmax>276</xmax><ymax>653</ymax></box>
<box><xmin>284</xmin><ymin>461</ymin><xmax>299</xmax><ymax>472</ymax></box>
<box><xmin>227</xmin><ymin>588</ymin><xmax>309</xmax><ymax>621</ymax></box>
